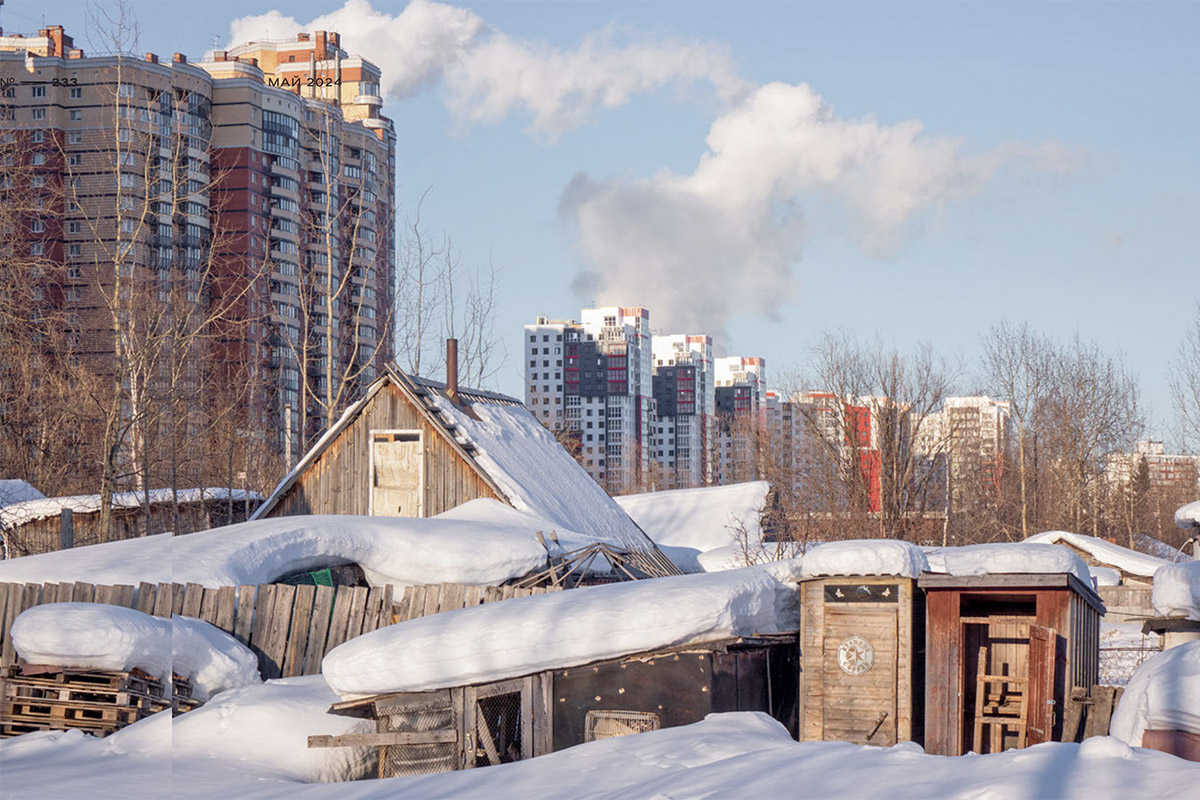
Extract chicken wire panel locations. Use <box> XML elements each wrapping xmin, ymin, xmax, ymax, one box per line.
<box><xmin>584</xmin><ymin>709</ymin><xmax>661</xmax><ymax>742</ymax></box>
<box><xmin>379</xmin><ymin>698</ymin><xmax>459</xmax><ymax>778</ymax></box>
<box><xmin>473</xmin><ymin>691</ymin><xmax>524</xmax><ymax>765</ymax></box>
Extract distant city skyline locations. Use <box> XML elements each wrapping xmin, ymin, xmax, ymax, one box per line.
<box><xmin>8</xmin><ymin>0</ymin><xmax>1198</xmax><ymax>438</ymax></box>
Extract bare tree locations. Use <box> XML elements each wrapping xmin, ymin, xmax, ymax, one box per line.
<box><xmin>1170</xmin><ymin>305</ymin><xmax>1200</xmax><ymax>454</ymax></box>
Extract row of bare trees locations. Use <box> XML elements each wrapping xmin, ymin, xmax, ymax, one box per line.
<box><xmin>710</xmin><ymin>318</ymin><xmax>1198</xmax><ymax>554</ymax></box>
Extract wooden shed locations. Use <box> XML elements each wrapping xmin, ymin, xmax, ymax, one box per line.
<box><xmin>918</xmin><ymin>572</ymin><xmax>1103</xmax><ymax>756</ymax></box>
<box><xmin>798</xmin><ymin>576</ymin><xmax>924</xmax><ymax>746</ymax></box>
<box><xmin>314</xmin><ymin>634</ymin><xmax>799</xmax><ymax>778</ymax></box>
<box><xmin>252</xmin><ymin>361</ymin><xmax>678</xmax><ymax>579</ymax></box>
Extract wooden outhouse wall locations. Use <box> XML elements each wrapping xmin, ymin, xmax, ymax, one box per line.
<box><xmin>265</xmin><ymin>383</ymin><xmax>501</xmax><ymax>519</ymax></box>
<box><xmin>799</xmin><ymin>577</ymin><xmax>923</xmax><ymax>746</ymax></box>
<box><xmin>921</xmin><ymin>575</ymin><xmax>1102</xmax><ymax>756</ymax></box>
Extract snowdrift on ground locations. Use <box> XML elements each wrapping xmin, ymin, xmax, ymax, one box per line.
<box><xmin>10</xmin><ymin>603</ymin><xmax>260</xmax><ymax>699</ymax></box>
<box><xmin>0</xmin><ymin>499</ymin><xmax>552</xmax><ymax>591</ymax></box>
<box><xmin>1027</xmin><ymin>530</ymin><xmax>1175</xmax><ymax>577</ymax></box>
<box><xmin>1110</xmin><ymin>640</ymin><xmax>1200</xmax><ymax>746</ymax></box>
<box><xmin>615</xmin><ymin>481</ymin><xmax>770</xmax><ymax>552</ymax></box>
<box><xmin>323</xmin><ymin>566</ymin><xmax>798</xmax><ymax>698</ymax></box>
<box><xmin>1152</xmin><ymin>560</ymin><xmax>1200</xmax><ymax>620</ymax></box>
<box><xmin>801</xmin><ymin>540</ymin><xmax>928</xmax><ymax>578</ymax></box>
<box><xmin>171</xmin><ymin>674</ymin><xmax>376</xmax><ymax>783</ymax></box>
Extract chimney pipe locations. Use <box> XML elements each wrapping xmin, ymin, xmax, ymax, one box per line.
<box><xmin>446</xmin><ymin>338</ymin><xmax>459</xmax><ymax>401</ymax></box>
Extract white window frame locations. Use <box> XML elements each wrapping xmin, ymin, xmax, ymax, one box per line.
<box><xmin>368</xmin><ymin>429</ymin><xmax>424</xmax><ymax>517</ymax></box>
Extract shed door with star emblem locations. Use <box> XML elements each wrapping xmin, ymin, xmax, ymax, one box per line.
<box><xmin>821</xmin><ymin>610</ymin><xmax>898</xmax><ymax>745</ymax></box>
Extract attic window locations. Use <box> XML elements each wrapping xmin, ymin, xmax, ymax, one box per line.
<box><xmin>374</xmin><ymin>432</ymin><xmax>419</xmax><ymax>443</ymax></box>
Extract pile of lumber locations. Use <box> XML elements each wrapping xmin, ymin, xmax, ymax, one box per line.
<box><xmin>0</xmin><ymin>663</ymin><xmax>198</xmax><ymax>738</ymax></box>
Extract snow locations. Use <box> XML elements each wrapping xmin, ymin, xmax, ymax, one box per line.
<box><xmin>0</xmin><ymin>487</ymin><xmax>261</xmax><ymax>528</ymax></box>
<box><xmin>1027</xmin><ymin>530</ymin><xmax>1176</xmax><ymax>577</ymax></box>
<box><xmin>171</xmin><ymin>674</ymin><xmax>376</xmax><ymax>783</ymax></box>
<box><xmin>427</xmin><ymin>395</ymin><xmax>662</xmax><ymax>558</ymax></box>
<box><xmin>171</xmin><ymin>615</ymin><xmax>261</xmax><ymax>701</ymax></box>
<box><xmin>1099</xmin><ymin>622</ymin><xmax>1161</xmax><ymax>687</ymax></box>
<box><xmin>1111</xmin><ymin>641</ymin><xmax>1200</xmax><ymax>747</ymax></box>
<box><xmin>2</xmin><ymin>711</ymin><xmax>1198</xmax><ymax>799</ymax></box>
<box><xmin>322</xmin><ymin>565</ymin><xmax>797</xmax><ymax>698</ymax></box>
<box><xmin>925</xmin><ymin>543</ymin><xmax>1092</xmax><ymax>584</ymax></box>
<box><xmin>0</xmin><ymin>500</ymin><xmax>552</xmax><ymax>592</ymax></box>
<box><xmin>615</xmin><ymin>481</ymin><xmax>769</xmax><ymax>551</ymax></box>
<box><xmin>1176</xmin><ymin>499</ymin><xmax>1200</xmax><ymax>529</ymax></box>
<box><xmin>10</xmin><ymin>604</ymin><xmax>260</xmax><ymax>699</ymax></box>
<box><xmin>1151</xmin><ymin>560</ymin><xmax>1200</xmax><ymax>620</ymax></box>
<box><xmin>801</xmin><ymin>539</ymin><xmax>928</xmax><ymax>578</ymax></box>
<box><xmin>0</xmin><ymin>478</ymin><xmax>45</xmax><ymax>507</ymax></box>
<box><xmin>1090</xmin><ymin>565</ymin><xmax>1122</xmax><ymax>587</ymax></box>
<box><xmin>11</xmin><ymin>603</ymin><xmax>172</xmax><ymax>679</ymax></box>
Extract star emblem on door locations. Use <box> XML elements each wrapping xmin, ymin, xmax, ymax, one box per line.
<box><xmin>837</xmin><ymin>635</ymin><xmax>875</xmax><ymax>676</ymax></box>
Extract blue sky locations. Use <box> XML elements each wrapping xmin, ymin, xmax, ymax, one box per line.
<box><xmin>12</xmin><ymin>1</ymin><xmax>1199</xmax><ymax>436</ymax></box>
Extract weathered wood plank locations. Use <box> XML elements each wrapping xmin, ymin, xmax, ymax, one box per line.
<box><xmin>233</xmin><ymin>585</ymin><xmax>256</xmax><ymax>646</ymax></box>
<box><xmin>344</xmin><ymin>586</ymin><xmax>369</xmax><ymax>640</ymax></box>
<box><xmin>324</xmin><ymin>586</ymin><xmax>355</xmax><ymax>652</ymax></box>
<box><xmin>260</xmin><ymin>584</ymin><xmax>295</xmax><ymax>680</ymax></box>
<box><xmin>421</xmin><ymin>584</ymin><xmax>443</xmax><ymax>618</ymax></box>
<box><xmin>284</xmin><ymin>585</ymin><xmax>316</xmax><ymax>678</ymax></box>
<box><xmin>73</xmin><ymin>581</ymin><xmax>94</xmax><ymax>604</ymax></box>
<box><xmin>303</xmin><ymin>585</ymin><xmax>335</xmax><ymax>675</ymax></box>
<box><xmin>135</xmin><ymin>582</ymin><xmax>156</xmax><ymax>615</ymax></box>
<box><xmin>170</xmin><ymin>583</ymin><xmax>185</xmax><ymax>617</ymax></box>
<box><xmin>308</xmin><ymin>731</ymin><xmax>457</xmax><ymax>748</ymax></box>
<box><xmin>198</xmin><ymin>587</ymin><xmax>220</xmax><ymax>625</ymax></box>
<box><xmin>360</xmin><ymin>587</ymin><xmax>383</xmax><ymax>634</ymax></box>
<box><xmin>112</xmin><ymin>585</ymin><xmax>136</xmax><ymax>610</ymax></box>
<box><xmin>214</xmin><ymin>586</ymin><xmax>237</xmax><ymax>633</ymax></box>
<box><xmin>181</xmin><ymin>583</ymin><xmax>204</xmax><ymax>619</ymax></box>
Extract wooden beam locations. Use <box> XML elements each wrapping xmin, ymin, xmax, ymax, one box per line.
<box><xmin>307</xmin><ymin>731</ymin><xmax>457</xmax><ymax>748</ymax></box>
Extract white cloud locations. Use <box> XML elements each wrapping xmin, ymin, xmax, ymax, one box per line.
<box><xmin>563</xmin><ymin>82</ymin><xmax>1077</xmax><ymax>336</ymax></box>
<box><xmin>229</xmin><ymin>0</ymin><xmax>746</xmax><ymax>136</ymax></box>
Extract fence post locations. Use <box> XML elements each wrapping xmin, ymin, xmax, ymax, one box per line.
<box><xmin>60</xmin><ymin>509</ymin><xmax>74</xmax><ymax>550</ymax></box>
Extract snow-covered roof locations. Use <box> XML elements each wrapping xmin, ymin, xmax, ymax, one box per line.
<box><xmin>924</xmin><ymin>542</ymin><xmax>1093</xmax><ymax>586</ymax></box>
<box><xmin>1176</xmin><ymin>499</ymin><xmax>1200</xmax><ymax>529</ymax></box>
<box><xmin>252</xmin><ymin>366</ymin><xmax>674</xmax><ymax>573</ymax></box>
<box><xmin>1152</xmin><ymin>561</ymin><xmax>1200</xmax><ymax>621</ymax></box>
<box><xmin>615</xmin><ymin>481</ymin><xmax>769</xmax><ymax>552</ymax></box>
<box><xmin>801</xmin><ymin>540</ymin><xmax>928</xmax><ymax>579</ymax></box>
<box><xmin>1026</xmin><ymin>531</ymin><xmax>1176</xmax><ymax>577</ymax></box>
<box><xmin>0</xmin><ymin>479</ymin><xmax>45</xmax><ymax>507</ymax></box>
<box><xmin>0</xmin><ymin>487</ymin><xmax>261</xmax><ymax>529</ymax></box>
<box><xmin>322</xmin><ymin>565</ymin><xmax>800</xmax><ymax>698</ymax></box>
<box><xmin>0</xmin><ymin>499</ymin><xmax>555</xmax><ymax>591</ymax></box>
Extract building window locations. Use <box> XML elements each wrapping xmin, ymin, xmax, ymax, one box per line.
<box><xmin>32</xmin><ymin>153</ymin><xmax>45</xmax><ymax>165</ymax></box>
<box><xmin>32</xmin><ymin>108</ymin><xmax>46</xmax><ymax>120</ymax></box>
<box><xmin>32</xmin><ymin>85</ymin><xmax>45</xmax><ymax>98</ymax></box>
<box><xmin>31</xmin><ymin>130</ymin><xmax>44</xmax><ymax>143</ymax></box>
<box><xmin>68</xmin><ymin>244</ymin><xmax>82</xmax><ymax>257</ymax></box>
<box><xmin>30</xmin><ymin>242</ymin><xmax>44</xmax><ymax>256</ymax></box>
<box><xmin>70</xmin><ymin>87</ymin><xmax>82</xmax><ymax>99</ymax></box>
<box><xmin>69</xmin><ymin>110</ymin><xmax>82</xmax><ymax>121</ymax></box>
<box><xmin>68</xmin><ymin>132</ymin><xmax>82</xmax><ymax>144</ymax></box>
<box><xmin>30</xmin><ymin>220</ymin><xmax>45</xmax><ymax>233</ymax></box>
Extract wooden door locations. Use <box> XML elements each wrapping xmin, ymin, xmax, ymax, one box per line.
<box><xmin>462</xmin><ymin>678</ymin><xmax>533</xmax><ymax>768</ymax></box>
<box><xmin>371</xmin><ymin>431</ymin><xmax>422</xmax><ymax>517</ymax></box>
<box><xmin>1027</xmin><ymin>625</ymin><xmax>1056</xmax><ymax>745</ymax></box>
<box><xmin>821</xmin><ymin>610</ymin><xmax>898</xmax><ymax>745</ymax></box>
<box><xmin>374</xmin><ymin>689</ymin><xmax>463</xmax><ymax>778</ymax></box>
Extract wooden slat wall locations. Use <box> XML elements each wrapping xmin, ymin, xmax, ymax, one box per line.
<box><xmin>0</xmin><ymin>581</ymin><xmax>393</xmax><ymax>680</ymax></box>
<box><xmin>0</xmin><ymin>580</ymin><xmax>557</xmax><ymax>683</ymax></box>
<box><xmin>267</xmin><ymin>383</ymin><xmax>502</xmax><ymax>519</ymax></box>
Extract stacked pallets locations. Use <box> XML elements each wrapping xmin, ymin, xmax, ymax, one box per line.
<box><xmin>0</xmin><ymin>664</ymin><xmax>197</xmax><ymax>738</ymax></box>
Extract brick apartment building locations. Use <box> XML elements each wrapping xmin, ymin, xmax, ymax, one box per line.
<box><xmin>0</xmin><ymin>25</ymin><xmax>395</xmax><ymax>466</ymax></box>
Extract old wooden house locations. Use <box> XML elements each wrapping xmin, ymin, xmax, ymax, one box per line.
<box><xmin>798</xmin><ymin>575</ymin><xmax>924</xmax><ymax>746</ymax></box>
<box><xmin>316</xmin><ymin>634</ymin><xmax>799</xmax><ymax>778</ymax></box>
<box><xmin>918</xmin><ymin>572</ymin><xmax>1103</xmax><ymax>756</ymax></box>
<box><xmin>252</xmin><ymin>358</ymin><xmax>678</xmax><ymax>580</ymax></box>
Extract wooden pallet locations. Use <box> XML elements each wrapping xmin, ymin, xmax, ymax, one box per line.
<box><xmin>0</xmin><ymin>664</ymin><xmax>172</xmax><ymax>738</ymax></box>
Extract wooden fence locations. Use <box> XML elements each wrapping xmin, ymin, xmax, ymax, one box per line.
<box><xmin>0</xmin><ymin>581</ymin><xmax>560</xmax><ymax>681</ymax></box>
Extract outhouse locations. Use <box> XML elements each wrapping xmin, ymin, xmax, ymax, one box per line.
<box><xmin>919</xmin><ymin>572</ymin><xmax>1103</xmax><ymax>755</ymax></box>
<box><xmin>798</xmin><ymin>575</ymin><xmax>924</xmax><ymax>746</ymax></box>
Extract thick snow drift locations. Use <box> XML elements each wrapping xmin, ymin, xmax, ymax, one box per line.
<box><xmin>1152</xmin><ymin>560</ymin><xmax>1200</xmax><ymax>620</ymax></box>
<box><xmin>925</xmin><ymin>543</ymin><xmax>1092</xmax><ymax>584</ymax></box>
<box><xmin>171</xmin><ymin>674</ymin><xmax>376</xmax><ymax>783</ymax></box>
<box><xmin>1027</xmin><ymin>530</ymin><xmax>1175</xmax><ymax>577</ymax></box>
<box><xmin>171</xmin><ymin>615</ymin><xmax>261</xmax><ymax>701</ymax></box>
<box><xmin>323</xmin><ymin>566</ymin><xmax>797</xmax><ymax>697</ymax></box>
<box><xmin>615</xmin><ymin>481</ymin><xmax>770</xmax><ymax>551</ymax></box>
<box><xmin>11</xmin><ymin>604</ymin><xmax>173</xmax><ymax>679</ymax></box>
<box><xmin>0</xmin><ymin>500</ymin><xmax>552</xmax><ymax>591</ymax></box>
<box><xmin>801</xmin><ymin>540</ymin><xmax>928</xmax><ymax>578</ymax></box>
<box><xmin>1111</xmin><ymin>641</ymin><xmax>1200</xmax><ymax>747</ymax></box>
<box><xmin>10</xmin><ymin>604</ymin><xmax>260</xmax><ymax>699</ymax></box>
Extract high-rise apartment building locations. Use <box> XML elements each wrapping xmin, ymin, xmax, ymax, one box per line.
<box><xmin>0</xmin><ymin>25</ymin><xmax>395</xmax><ymax>470</ymax></box>
<box><xmin>524</xmin><ymin>306</ymin><xmax>653</xmax><ymax>492</ymax></box>
<box><xmin>913</xmin><ymin>396</ymin><xmax>1012</xmax><ymax>512</ymax></box>
<box><xmin>713</xmin><ymin>356</ymin><xmax>768</xmax><ymax>484</ymax></box>
<box><xmin>651</xmin><ymin>334</ymin><xmax>714</xmax><ymax>488</ymax></box>
<box><xmin>1106</xmin><ymin>440</ymin><xmax>1200</xmax><ymax>492</ymax></box>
